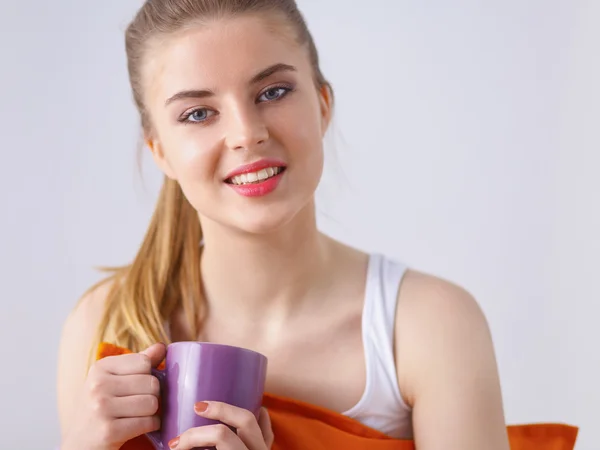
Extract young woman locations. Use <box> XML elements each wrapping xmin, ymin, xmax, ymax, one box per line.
<box><xmin>56</xmin><ymin>1</ymin><xmax>510</xmax><ymax>449</ymax></box>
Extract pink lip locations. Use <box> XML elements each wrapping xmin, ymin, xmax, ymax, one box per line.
<box><xmin>228</xmin><ymin>171</ymin><xmax>284</xmax><ymax>197</ymax></box>
<box><xmin>224</xmin><ymin>158</ymin><xmax>287</xmax><ymax>181</ymax></box>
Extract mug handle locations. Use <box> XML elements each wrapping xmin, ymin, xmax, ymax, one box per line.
<box><xmin>145</xmin><ymin>367</ymin><xmax>167</xmax><ymax>450</ymax></box>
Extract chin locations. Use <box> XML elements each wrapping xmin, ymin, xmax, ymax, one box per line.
<box><xmin>229</xmin><ymin>205</ymin><xmax>302</xmax><ymax>235</ymax></box>
<box><xmin>192</xmin><ymin>176</ymin><xmax>319</xmax><ymax>236</ymax></box>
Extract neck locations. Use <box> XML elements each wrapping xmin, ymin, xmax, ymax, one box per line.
<box><xmin>198</xmin><ymin>201</ymin><xmax>334</xmax><ymax>325</ymax></box>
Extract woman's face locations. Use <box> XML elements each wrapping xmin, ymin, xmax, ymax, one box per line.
<box><xmin>144</xmin><ymin>15</ymin><xmax>331</xmax><ymax>235</ymax></box>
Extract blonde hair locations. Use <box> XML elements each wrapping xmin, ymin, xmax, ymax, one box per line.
<box><xmin>86</xmin><ymin>0</ymin><xmax>333</xmax><ymax>363</ymax></box>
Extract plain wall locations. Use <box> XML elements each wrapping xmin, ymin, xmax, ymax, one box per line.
<box><xmin>0</xmin><ymin>1</ymin><xmax>597</xmax><ymax>448</ymax></box>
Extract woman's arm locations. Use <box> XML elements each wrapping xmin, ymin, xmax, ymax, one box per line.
<box><xmin>395</xmin><ymin>271</ymin><xmax>509</xmax><ymax>450</ymax></box>
<box><xmin>56</xmin><ymin>282</ymin><xmax>111</xmax><ymax>440</ymax></box>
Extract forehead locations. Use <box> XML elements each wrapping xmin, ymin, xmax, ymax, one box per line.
<box><xmin>144</xmin><ymin>15</ymin><xmax>308</xmax><ymax>99</ymax></box>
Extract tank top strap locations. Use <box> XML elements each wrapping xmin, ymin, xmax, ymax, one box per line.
<box><xmin>343</xmin><ymin>253</ymin><xmax>413</xmax><ymax>439</ymax></box>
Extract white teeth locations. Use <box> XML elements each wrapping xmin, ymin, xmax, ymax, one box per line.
<box><xmin>229</xmin><ymin>166</ymin><xmax>283</xmax><ymax>185</ymax></box>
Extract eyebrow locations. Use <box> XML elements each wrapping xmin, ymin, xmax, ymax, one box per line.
<box><xmin>250</xmin><ymin>63</ymin><xmax>297</xmax><ymax>84</ymax></box>
<box><xmin>164</xmin><ymin>63</ymin><xmax>297</xmax><ymax>106</ymax></box>
<box><xmin>165</xmin><ymin>88</ymin><xmax>215</xmax><ymax>106</ymax></box>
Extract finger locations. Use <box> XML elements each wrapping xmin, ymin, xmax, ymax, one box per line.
<box><xmin>258</xmin><ymin>408</ymin><xmax>274</xmax><ymax>448</ymax></box>
<box><xmin>170</xmin><ymin>424</ymin><xmax>245</xmax><ymax>450</ymax></box>
<box><xmin>195</xmin><ymin>401</ymin><xmax>265</xmax><ymax>449</ymax></box>
<box><xmin>96</xmin><ymin>353</ymin><xmax>154</xmax><ymax>376</ymax></box>
<box><xmin>108</xmin><ymin>394</ymin><xmax>160</xmax><ymax>418</ymax></box>
<box><xmin>96</xmin><ymin>343</ymin><xmax>165</xmax><ymax>375</ymax></box>
<box><xmin>139</xmin><ymin>342</ymin><xmax>167</xmax><ymax>368</ymax></box>
<box><xmin>107</xmin><ymin>416</ymin><xmax>160</xmax><ymax>443</ymax></box>
<box><xmin>99</xmin><ymin>374</ymin><xmax>160</xmax><ymax>397</ymax></box>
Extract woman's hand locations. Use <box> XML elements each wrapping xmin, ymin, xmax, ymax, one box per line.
<box><xmin>167</xmin><ymin>402</ymin><xmax>274</xmax><ymax>450</ymax></box>
<box><xmin>61</xmin><ymin>343</ymin><xmax>166</xmax><ymax>450</ymax></box>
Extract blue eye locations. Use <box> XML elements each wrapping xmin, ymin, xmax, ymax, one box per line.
<box><xmin>178</xmin><ymin>108</ymin><xmax>217</xmax><ymax>124</ymax></box>
<box><xmin>182</xmin><ymin>108</ymin><xmax>216</xmax><ymax>123</ymax></box>
<box><xmin>258</xmin><ymin>86</ymin><xmax>292</xmax><ymax>102</ymax></box>
<box><xmin>190</xmin><ymin>110</ymin><xmax>207</xmax><ymax>121</ymax></box>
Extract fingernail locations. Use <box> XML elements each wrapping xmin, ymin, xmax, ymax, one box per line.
<box><xmin>194</xmin><ymin>401</ymin><xmax>209</xmax><ymax>413</ymax></box>
<box><xmin>168</xmin><ymin>436</ymin><xmax>179</xmax><ymax>449</ymax></box>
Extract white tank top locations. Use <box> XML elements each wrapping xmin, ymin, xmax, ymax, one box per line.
<box><xmin>341</xmin><ymin>253</ymin><xmax>413</xmax><ymax>439</ymax></box>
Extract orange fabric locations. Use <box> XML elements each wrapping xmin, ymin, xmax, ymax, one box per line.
<box><xmin>97</xmin><ymin>343</ymin><xmax>578</xmax><ymax>450</ymax></box>
<box><xmin>506</xmin><ymin>423</ymin><xmax>579</xmax><ymax>450</ymax></box>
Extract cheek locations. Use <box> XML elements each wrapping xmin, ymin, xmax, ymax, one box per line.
<box><xmin>270</xmin><ymin>98</ymin><xmax>324</xmax><ymax>162</ymax></box>
<box><xmin>162</xmin><ymin>128</ymin><xmax>222</xmax><ymax>182</ymax></box>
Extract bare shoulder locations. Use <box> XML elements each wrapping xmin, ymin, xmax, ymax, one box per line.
<box><xmin>394</xmin><ymin>270</ymin><xmax>509</xmax><ymax>449</ymax></box>
<box><xmin>396</xmin><ymin>270</ymin><xmax>489</xmax><ymax>343</ymax></box>
<box><xmin>394</xmin><ymin>269</ymin><xmax>493</xmax><ymax>403</ymax></box>
<box><xmin>400</xmin><ymin>269</ymin><xmax>482</xmax><ymax>309</ymax></box>
<box><xmin>56</xmin><ymin>279</ymin><xmax>113</xmax><ymax>437</ymax></box>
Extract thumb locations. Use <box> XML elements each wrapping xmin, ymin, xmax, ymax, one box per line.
<box><xmin>258</xmin><ymin>407</ymin><xmax>274</xmax><ymax>447</ymax></box>
<box><xmin>139</xmin><ymin>342</ymin><xmax>167</xmax><ymax>369</ymax></box>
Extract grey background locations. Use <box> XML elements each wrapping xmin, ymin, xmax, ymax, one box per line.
<box><xmin>0</xmin><ymin>1</ymin><xmax>598</xmax><ymax>448</ymax></box>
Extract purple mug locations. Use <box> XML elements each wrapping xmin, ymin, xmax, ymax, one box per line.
<box><xmin>145</xmin><ymin>342</ymin><xmax>268</xmax><ymax>450</ymax></box>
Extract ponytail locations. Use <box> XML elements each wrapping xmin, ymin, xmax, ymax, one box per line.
<box><xmin>86</xmin><ymin>177</ymin><xmax>204</xmax><ymax>366</ymax></box>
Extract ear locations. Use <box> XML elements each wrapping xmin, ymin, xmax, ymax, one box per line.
<box><xmin>318</xmin><ymin>84</ymin><xmax>333</xmax><ymax>136</ymax></box>
<box><xmin>146</xmin><ymin>137</ymin><xmax>176</xmax><ymax>180</ymax></box>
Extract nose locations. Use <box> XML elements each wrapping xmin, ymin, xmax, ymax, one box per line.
<box><xmin>224</xmin><ymin>105</ymin><xmax>269</xmax><ymax>151</ymax></box>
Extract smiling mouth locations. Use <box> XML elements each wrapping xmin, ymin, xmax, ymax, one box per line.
<box><xmin>225</xmin><ymin>166</ymin><xmax>286</xmax><ymax>185</ymax></box>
